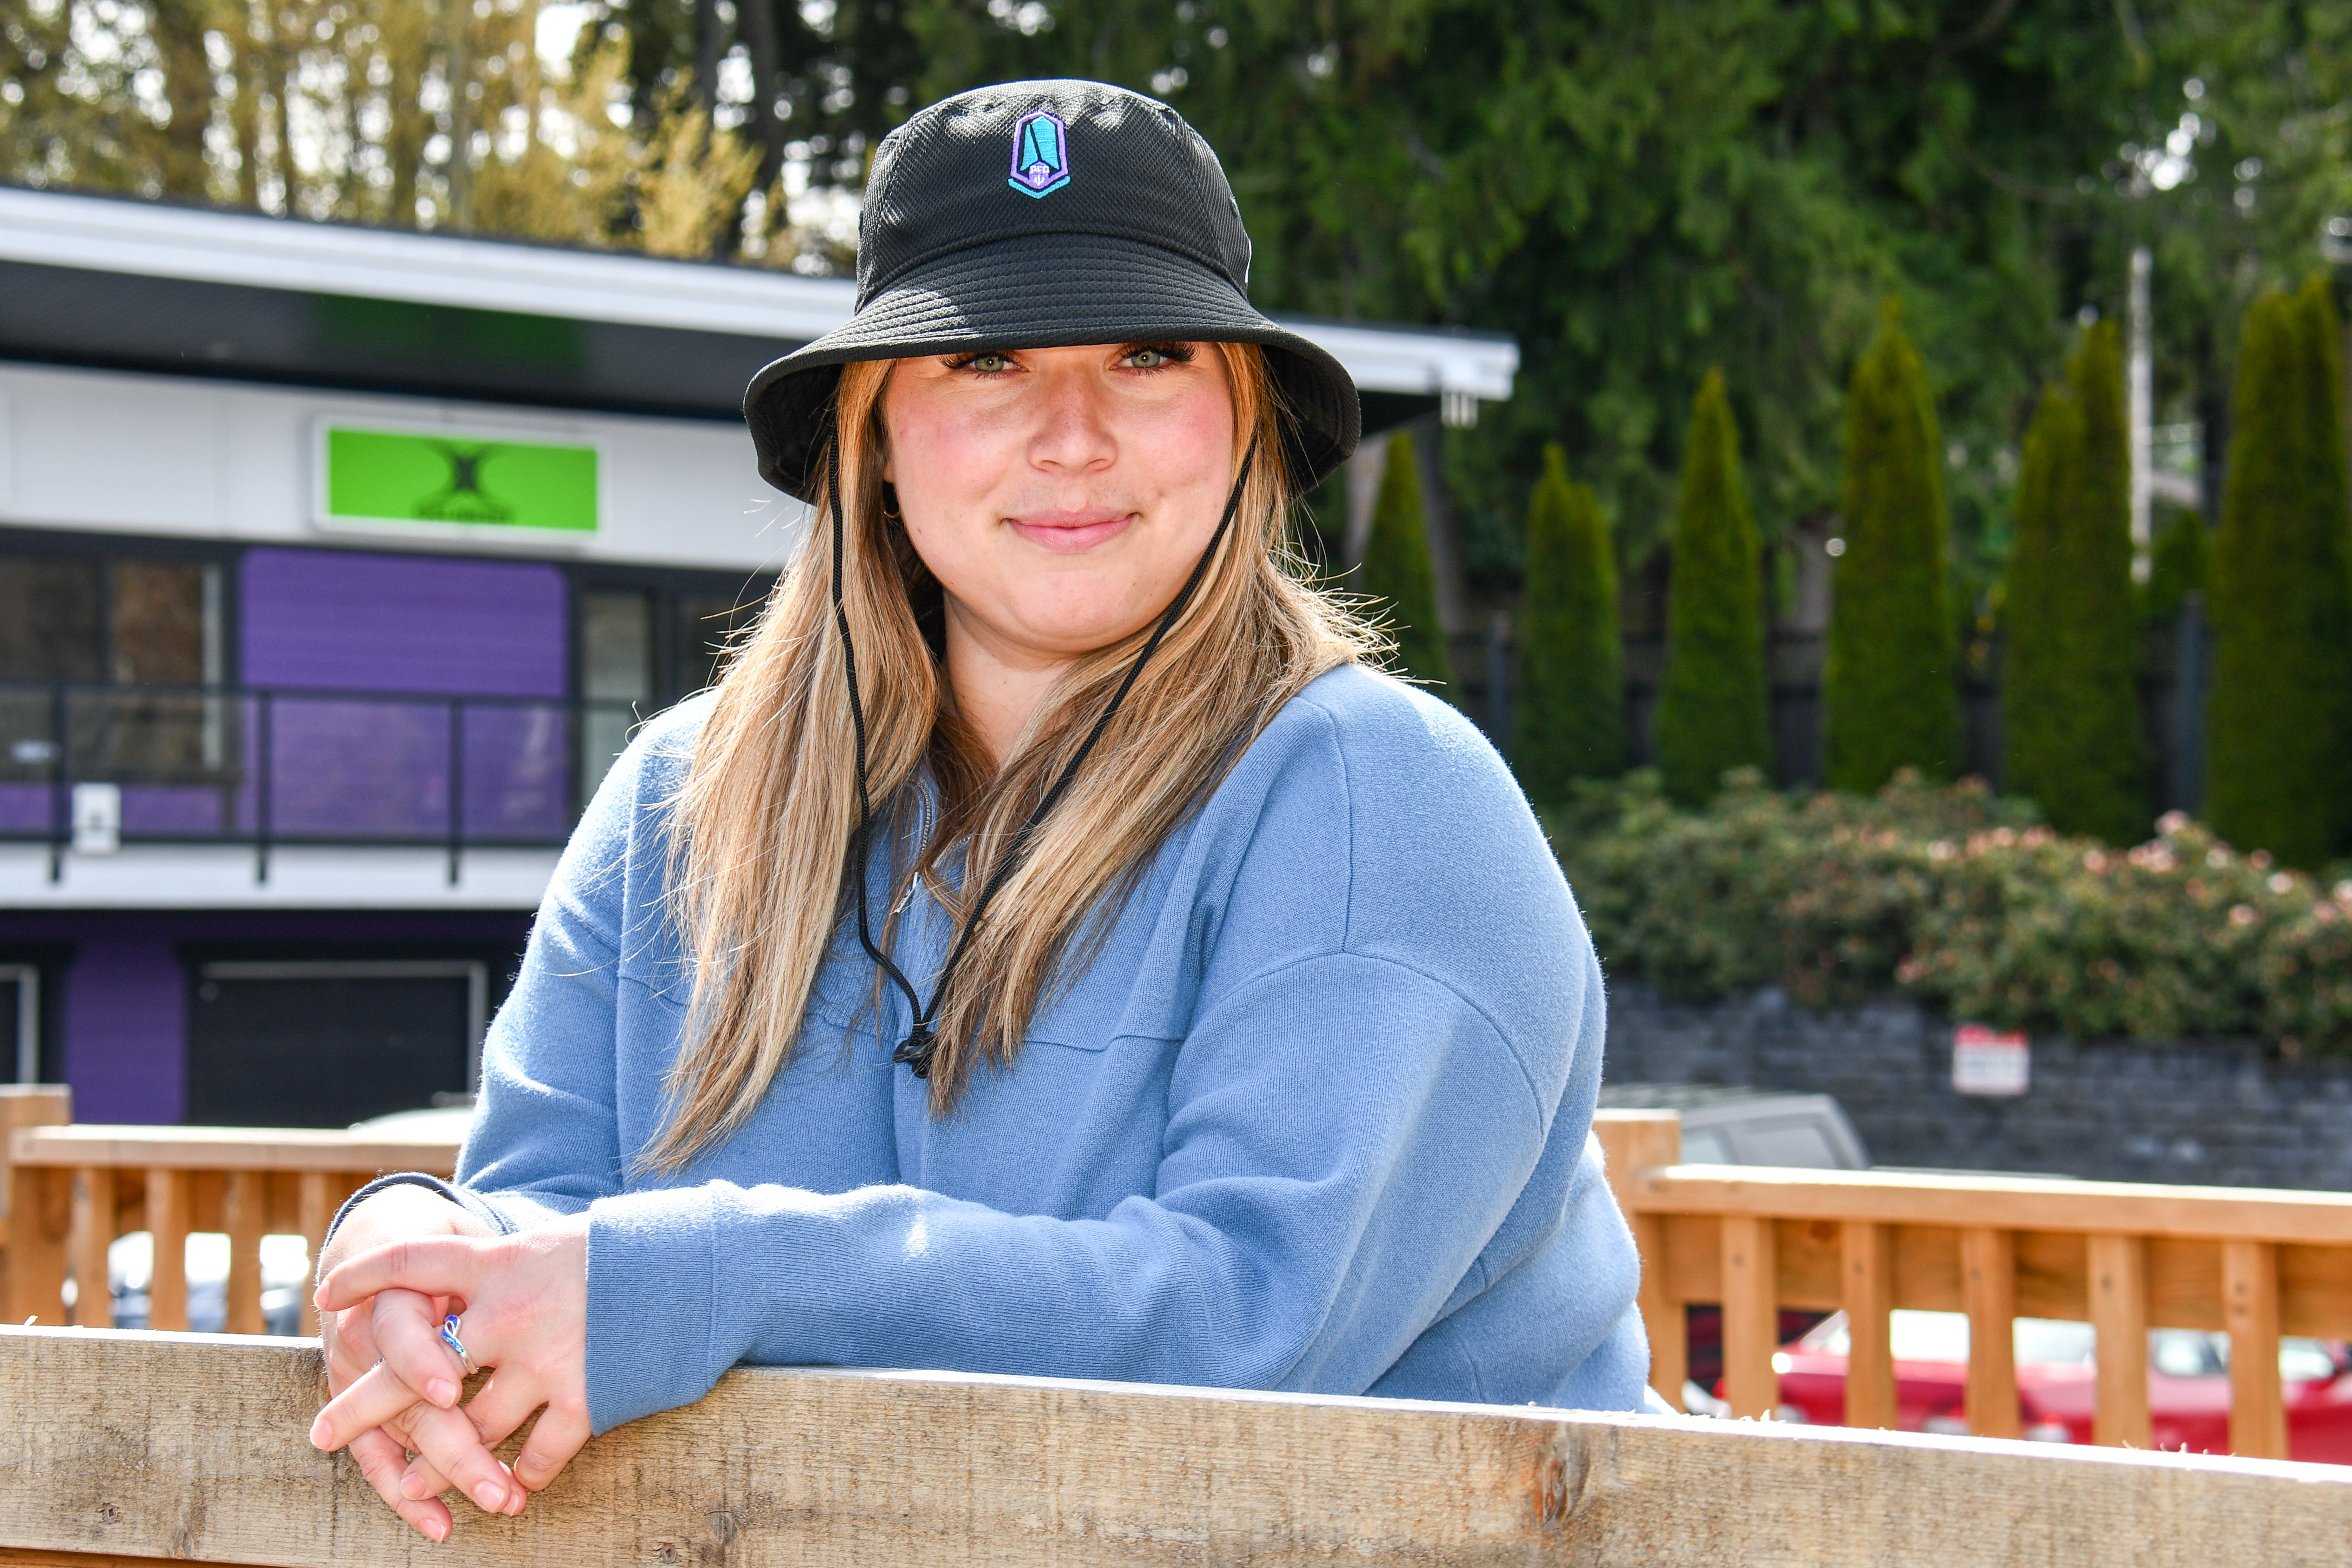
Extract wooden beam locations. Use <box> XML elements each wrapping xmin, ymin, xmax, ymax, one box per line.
<box><xmin>1721</xmin><ymin>1215</ymin><xmax>1779</xmax><ymax>1419</ymax></box>
<box><xmin>294</xmin><ymin>1173</ymin><xmax>336</xmax><ymax>1339</ymax></box>
<box><xmin>0</xmin><ymin>1090</ymin><xmax>71</xmax><ymax>1326</ymax></box>
<box><xmin>1962</xmin><ymin>1228</ymin><xmax>2019</xmax><ymax>1440</ymax></box>
<box><xmin>2089</xmin><ymin>1234</ymin><xmax>2151</xmax><ymax>1450</ymax></box>
<box><xmin>222</xmin><ymin>1171</ymin><xmax>266</xmax><ymax>1338</ymax></box>
<box><xmin>10</xmin><ymin>1125</ymin><xmax>460</xmax><ymax>1176</ymax></box>
<box><xmin>1628</xmin><ymin>1166</ymin><xmax>2352</xmax><ymax>1245</ymax></box>
<box><xmin>64</xmin><ymin>1169</ymin><xmax>112</xmax><ymax>1330</ymax></box>
<box><xmin>142</xmin><ymin>1169</ymin><xmax>190</xmax><ymax>1334</ymax></box>
<box><xmin>2223</xmin><ymin>1240</ymin><xmax>2287</xmax><ymax>1461</ymax></box>
<box><xmin>1594</xmin><ymin>1110</ymin><xmax>1685</xmax><ymax>1410</ymax></box>
<box><xmin>4</xmin><ymin>1329</ymin><xmax>2352</xmax><ymax>1568</ymax></box>
<box><xmin>1842</xmin><ymin>1220</ymin><xmax>1896</xmax><ymax>1430</ymax></box>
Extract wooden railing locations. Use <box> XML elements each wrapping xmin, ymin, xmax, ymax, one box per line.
<box><xmin>1</xmin><ymin>1327</ymin><xmax>2348</xmax><ymax>1566</ymax></box>
<box><xmin>0</xmin><ymin>1086</ymin><xmax>460</xmax><ymax>1335</ymax></box>
<box><xmin>1592</xmin><ymin>1109</ymin><xmax>2352</xmax><ymax>1460</ymax></box>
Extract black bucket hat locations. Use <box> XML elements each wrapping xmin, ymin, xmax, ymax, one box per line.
<box><xmin>742</xmin><ymin>78</ymin><xmax>1360</xmax><ymax>500</ymax></box>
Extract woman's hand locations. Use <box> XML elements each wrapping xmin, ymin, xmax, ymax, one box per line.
<box><xmin>310</xmin><ymin>1200</ymin><xmax>592</xmax><ymax>1541</ymax></box>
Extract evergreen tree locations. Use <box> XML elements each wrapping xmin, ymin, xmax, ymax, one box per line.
<box><xmin>2206</xmin><ymin>277</ymin><xmax>2352</xmax><ymax>866</ymax></box>
<box><xmin>2141</xmin><ymin>510</ymin><xmax>2207</xmax><ymax>624</ymax></box>
<box><xmin>1653</xmin><ymin>369</ymin><xmax>1771</xmax><ymax>806</ymax></box>
<box><xmin>1360</xmin><ymin>430</ymin><xmax>1457</xmax><ymax>694</ymax></box>
<box><xmin>2002</xmin><ymin>323</ymin><xmax>2149</xmax><ymax>844</ymax></box>
<box><xmin>1824</xmin><ymin>300</ymin><xmax>1962</xmax><ymax>791</ymax></box>
<box><xmin>1513</xmin><ymin>445</ymin><xmax>1626</xmax><ymax>800</ymax></box>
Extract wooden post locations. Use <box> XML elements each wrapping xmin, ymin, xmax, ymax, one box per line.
<box><xmin>66</xmin><ymin>1166</ymin><xmax>114</xmax><ymax>1328</ymax></box>
<box><xmin>0</xmin><ymin>1086</ymin><xmax>71</xmax><ymax>1323</ymax></box>
<box><xmin>2223</xmin><ymin>1238</ymin><xmax>2287</xmax><ymax>1460</ymax></box>
<box><xmin>222</xmin><ymin>1169</ymin><xmax>266</xmax><ymax>1336</ymax></box>
<box><xmin>296</xmin><ymin>1172</ymin><xmax>336</xmax><ymax>1338</ymax></box>
<box><xmin>1840</xmin><ymin>1220</ymin><xmax>1896</xmax><ymax>1429</ymax></box>
<box><xmin>1961</xmin><ymin>1226</ymin><xmax>2020</xmax><ymax>1439</ymax></box>
<box><xmin>2088</xmin><ymin>1233</ymin><xmax>2151</xmax><ymax>1449</ymax></box>
<box><xmin>1595</xmin><ymin>1111</ymin><xmax>1684</xmax><ymax>1409</ymax></box>
<box><xmin>1720</xmin><ymin>1215</ymin><xmax>1778</xmax><ymax>1419</ymax></box>
<box><xmin>143</xmin><ymin>1167</ymin><xmax>192</xmax><ymax>1332</ymax></box>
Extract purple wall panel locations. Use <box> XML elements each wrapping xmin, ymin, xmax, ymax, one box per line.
<box><xmin>463</xmin><ymin>706</ymin><xmax>570</xmax><ymax>842</ymax></box>
<box><xmin>268</xmin><ymin>699</ymin><xmax>448</xmax><ymax>839</ymax></box>
<box><xmin>0</xmin><ymin>910</ymin><xmax>535</xmax><ymax>1125</ymax></box>
<box><xmin>120</xmin><ymin>785</ymin><xmax>231</xmax><ymax>835</ymax></box>
<box><xmin>0</xmin><ymin>783</ymin><xmax>49</xmax><ymax>833</ymax></box>
<box><xmin>242</xmin><ymin>548</ymin><xmax>568</xmax><ymax>698</ymax></box>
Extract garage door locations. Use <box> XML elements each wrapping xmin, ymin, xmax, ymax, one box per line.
<box><xmin>187</xmin><ymin>960</ymin><xmax>485</xmax><ymax>1127</ymax></box>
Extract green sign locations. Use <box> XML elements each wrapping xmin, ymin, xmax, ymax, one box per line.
<box><xmin>321</xmin><ymin>426</ymin><xmax>599</xmax><ymax>533</ymax></box>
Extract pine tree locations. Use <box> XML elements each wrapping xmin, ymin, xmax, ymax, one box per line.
<box><xmin>1653</xmin><ymin>369</ymin><xmax>1771</xmax><ymax>806</ymax></box>
<box><xmin>1513</xmin><ymin>445</ymin><xmax>1626</xmax><ymax>801</ymax></box>
<box><xmin>2206</xmin><ymin>277</ymin><xmax>2352</xmax><ymax>866</ymax></box>
<box><xmin>2002</xmin><ymin>323</ymin><xmax>2149</xmax><ymax>844</ymax></box>
<box><xmin>1360</xmin><ymin>430</ymin><xmax>1457</xmax><ymax>693</ymax></box>
<box><xmin>1823</xmin><ymin>299</ymin><xmax>1962</xmax><ymax>791</ymax></box>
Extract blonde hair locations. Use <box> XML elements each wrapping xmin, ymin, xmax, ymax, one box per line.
<box><xmin>643</xmin><ymin>343</ymin><xmax>1371</xmax><ymax>1169</ymax></box>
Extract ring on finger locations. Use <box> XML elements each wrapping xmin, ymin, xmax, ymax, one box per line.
<box><xmin>440</xmin><ymin>1315</ymin><xmax>480</xmax><ymax>1378</ymax></box>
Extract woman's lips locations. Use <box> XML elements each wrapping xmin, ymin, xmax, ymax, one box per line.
<box><xmin>1007</xmin><ymin>511</ymin><xmax>1134</xmax><ymax>554</ymax></box>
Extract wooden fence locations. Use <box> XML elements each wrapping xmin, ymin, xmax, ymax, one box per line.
<box><xmin>0</xmin><ymin>1086</ymin><xmax>459</xmax><ymax>1336</ymax></box>
<box><xmin>1593</xmin><ymin>1109</ymin><xmax>2352</xmax><ymax>1460</ymax></box>
<box><xmin>1</xmin><ymin>1327</ymin><xmax>2349</xmax><ymax>1567</ymax></box>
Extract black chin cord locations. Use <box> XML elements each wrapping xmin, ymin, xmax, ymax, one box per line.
<box><xmin>827</xmin><ymin>429</ymin><xmax>1261</xmax><ymax>1078</ymax></box>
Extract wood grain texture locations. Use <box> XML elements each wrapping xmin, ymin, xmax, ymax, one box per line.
<box><xmin>1841</xmin><ymin>1221</ymin><xmax>1896</xmax><ymax>1431</ymax></box>
<box><xmin>66</xmin><ymin>1169</ymin><xmax>112</xmax><ymax>1329</ymax></box>
<box><xmin>2224</xmin><ymin>1240</ymin><xmax>2287</xmax><ymax>1461</ymax></box>
<box><xmin>223</xmin><ymin>1172</ymin><xmax>267</xmax><ymax>1338</ymax></box>
<box><xmin>9</xmin><ymin>1126</ymin><xmax>460</xmax><ymax>1176</ymax></box>
<box><xmin>1961</xmin><ymin>1228</ymin><xmax>2019</xmax><ymax>1440</ymax></box>
<box><xmin>6</xmin><ymin>1328</ymin><xmax>2352</xmax><ymax>1568</ymax></box>
<box><xmin>143</xmin><ymin>1169</ymin><xmax>190</xmax><ymax>1334</ymax></box>
<box><xmin>1720</xmin><ymin>1216</ymin><xmax>1777</xmax><ymax>1419</ymax></box>
<box><xmin>2089</xmin><ymin>1234</ymin><xmax>2151</xmax><ymax>1451</ymax></box>
<box><xmin>1594</xmin><ymin>1113</ymin><xmax>1685</xmax><ymax>1410</ymax></box>
<box><xmin>1627</xmin><ymin>1165</ymin><xmax>2352</xmax><ymax>1243</ymax></box>
<box><xmin>0</xmin><ymin>1091</ymin><xmax>71</xmax><ymax>1324</ymax></box>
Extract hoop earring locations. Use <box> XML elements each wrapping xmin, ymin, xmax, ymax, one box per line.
<box><xmin>880</xmin><ymin>486</ymin><xmax>903</xmax><ymax>522</ymax></box>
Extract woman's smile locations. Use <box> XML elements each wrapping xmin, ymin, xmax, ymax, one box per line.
<box><xmin>1006</xmin><ymin>507</ymin><xmax>1135</xmax><ymax>554</ymax></box>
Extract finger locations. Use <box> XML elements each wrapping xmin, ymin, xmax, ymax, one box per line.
<box><xmin>400</xmin><ymin>1396</ymin><xmax>518</xmax><ymax>1516</ymax></box>
<box><xmin>372</xmin><ymin>1288</ymin><xmax>466</xmax><ymax>1408</ymax></box>
<box><xmin>460</xmin><ymin>1372</ymin><xmax>546</xmax><ymax>1452</ymax></box>
<box><xmin>347</xmin><ymin>1425</ymin><xmax>453</xmax><ymax>1544</ymax></box>
<box><xmin>318</xmin><ymin>1235</ymin><xmax>489</xmax><ymax>1313</ymax></box>
<box><xmin>513</xmin><ymin>1403</ymin><xmax>591</xmax><ymax>1495</ymax></box>
<box><xmin>311</xmin><ymin>1360</ymin><xmax>436</xmax><ymax>1454</ymax></box>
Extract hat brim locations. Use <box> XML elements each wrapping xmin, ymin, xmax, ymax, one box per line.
<box><xmin>743</xmin><ymin>232</ymin><xmax>1360</xmax><ymax>502</ymax></box>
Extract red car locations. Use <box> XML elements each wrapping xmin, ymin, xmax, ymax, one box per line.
<box><xmin>1715</xmin><ymin>1310</ymin><xmax>2352</xmax><ymax>1463</ymax></box>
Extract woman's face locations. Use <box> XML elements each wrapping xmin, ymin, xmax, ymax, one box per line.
<box><xmin>881</xmin><ymin>341</ymin><xmax>1237</xmax><ymax>669</ymax></box>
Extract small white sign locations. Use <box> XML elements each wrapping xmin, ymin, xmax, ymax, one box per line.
<box><xmin>1952</xmin><ymin>1024</ymin><xmax>2029</xmax><ymax>1096</ymax></box>
<box><xmin>70</xmin><ymin>782</ymin><xmax>121</xmax><ymax>854</ymax></box>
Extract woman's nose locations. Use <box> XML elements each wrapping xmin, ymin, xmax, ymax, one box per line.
<box><xmin>1026</xmin><ymin>371</ymin><xmax>1118</xmax><ymax>474</ymax></box>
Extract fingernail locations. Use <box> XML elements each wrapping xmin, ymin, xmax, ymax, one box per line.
<box><xmin>473</xmin><ymin>1481</ymin><xmax>506</xmax><ymax>1512</ymax></box>
<box><xmin>401</xmin><ymin>1472</ymin><xmax>430</xmax><ymax>1500</ymax></box>
<box><xmin>423</xmin><ymin>1517</ymin><xmax>448</xmax><ymax>1544</ymax></box>
<box><xmin>426</xmin><ymin>1378</ymin><xmax>457</xmax><ymax>1407</ymax></box>
<box><xmin>308</xmin><ymin>1416</ymin><xmax>332</xmax><ymax>1450</ymax></box>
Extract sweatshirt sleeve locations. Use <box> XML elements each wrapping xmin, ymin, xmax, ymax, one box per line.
<box><xmin>582</xmin><ymin>679</ymin><xmax>1616</xmax><ymax>1433</ymax></box>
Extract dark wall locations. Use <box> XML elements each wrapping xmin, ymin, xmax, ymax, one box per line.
<box><xmin>1602</xmin><ymin>981</ymin><xmax>2352</xmax><ymax>1192</ymax></box>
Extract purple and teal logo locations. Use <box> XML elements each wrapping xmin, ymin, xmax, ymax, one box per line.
<box><xmin>1007</xmin><ymin>109</ymin><xmax>1070</xmax><ymax>198</ymax></box>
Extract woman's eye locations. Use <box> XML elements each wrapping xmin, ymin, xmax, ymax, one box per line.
<box><xmin>964</xmin><ymin>353</ymin><xmax>1010</xmax><ymax>374</ymax></box>
<box><xmin>1127</xmin><ymin>347</ymin><xmax>1171</xmax><ymax>369</ymax></box>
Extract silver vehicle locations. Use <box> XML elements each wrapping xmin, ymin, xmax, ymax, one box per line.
<box><xmin>1597</xmin><ymin>1082</ymin><xmax>1870</xmax><ymax>1170</ymax></box>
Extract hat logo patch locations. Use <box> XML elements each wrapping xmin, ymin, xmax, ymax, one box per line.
<box><xmin>1007</xmin><ymin>109</ymin><xmax>1071</xmax><ymax>198</ymax></box>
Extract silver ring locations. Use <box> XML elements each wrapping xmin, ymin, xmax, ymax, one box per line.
<box><xmin>440</xmin><ymin>1314</ymin><xmax>479</xmax><ymax>1377</ymax></box>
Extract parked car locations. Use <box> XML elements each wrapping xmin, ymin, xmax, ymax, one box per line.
<box><xmin>1745</xmin><ymin>1308</ymin><xmax>2352</xmax><ymax>1462</ymax></box>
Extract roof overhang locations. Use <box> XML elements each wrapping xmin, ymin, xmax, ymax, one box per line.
<box><xmin>0</xmin><ymin>186</ymin><xmax>1516</xmax><ymax>434</ymax></box>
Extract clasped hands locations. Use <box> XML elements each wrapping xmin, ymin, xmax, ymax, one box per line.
<box><xmin>307</xmin><ymin>1186</ymin><xmax>593</xmax><ymax>1542</ymax></box>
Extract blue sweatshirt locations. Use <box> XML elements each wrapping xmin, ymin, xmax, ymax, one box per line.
<box><xmin>388</xmin><ymin>662</ymin><xmax>1648</xmax><ymax>1432</ymax></box>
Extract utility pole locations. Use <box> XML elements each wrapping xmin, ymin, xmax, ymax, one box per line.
<box><xmin>2128</xmin><ymin>245</ymin><xmax>2153</xmax><ymax>583</ymax></box>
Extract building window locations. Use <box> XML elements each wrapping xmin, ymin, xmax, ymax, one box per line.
<box><xmin>575</xmin><ymin>573</ymin><xmax>770</xmax><ymax>798</ymax></box>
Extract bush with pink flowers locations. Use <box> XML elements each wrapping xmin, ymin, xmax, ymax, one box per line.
<box><xmin>1548</xmin><ymin>774</ymin><xmax>2352</xmax><ymax>1054</ymax></box>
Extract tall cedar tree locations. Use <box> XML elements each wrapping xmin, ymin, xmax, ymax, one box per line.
<box><xmin>2003</xmin><ymin>323</ymin><xmax>2149</xmax><ymax>844</ymax></box>
<box><xmin>1513</xmin><ymin>446</ymin><xmax>1626</xmax><ymax>800</ymax></box>
<box><xmin>1360</xmin><ymin>431</ymin><xmax>1457</xmax><ymax>694</ymax></box>
<box><xmin>2206</xmin><ymin>277</ymin><xmax>2352</xmax><ymax>866</ymax></box>
<box><xmin>1653</xmin><ymin>369</ymin><xmax>1771</xmax><ymax>806</ymax></box>
<box><xmin>1824</xmin><ymin>300</ymin><xmax>1962</xmax><ymax>791</ymax></box>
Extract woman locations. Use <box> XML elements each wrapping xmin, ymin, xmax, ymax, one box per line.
<box><xmin>309</xmin><ymin>78</ymin><xmax>1649</xmax><ymax>1542</ymax></box>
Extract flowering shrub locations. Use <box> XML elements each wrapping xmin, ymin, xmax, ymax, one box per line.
<box><xmin>1548</xmin><ymin>776</ymin><xmax>2352</xmax><ymax>1054</ymax></box>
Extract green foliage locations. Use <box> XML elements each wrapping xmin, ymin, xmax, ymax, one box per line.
<box><xmin>2140</xmin><ymin>510</ymin><xmax>2207</xmax><ymax>625</ymax></box>
<box><xmin>2001</xmin><ymin>323</ymin><xmax>2149</xmax><ymax>845</ymax></box>
<box><xmin>1359</xmin><ymin>432</ymin><xmax>1456</xmax><ymax>694</ymax></box>
<box><xmin>1824</xmin><ymin>300</ymin><xmax>1961</xmax><ymax>793</ymax></box>
<box><xmin>1653</xmin><ymin>370</ymin><xmax>1770</xmax><ymax>806</ymax></box>
<box><xmin>1549</xmin><ymin>780</ymin><xmax>2352</xmax><ymax>1052</ymax></box>
<box><xmin>2205</xmin><ymin>278</ymin><xmax>2352</xmax><ymax>869</ymax></box>
<box><xmin>1512</xmin><ymin>446</ymin><xmax>1625</xmax><ymax>802</ymax></box>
